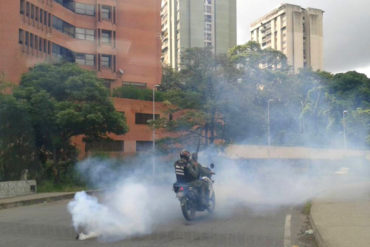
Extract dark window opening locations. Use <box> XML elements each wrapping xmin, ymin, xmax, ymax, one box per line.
<box><xmin>31</xmin><ymin>4</ymin><xmax>34</xmax><ymax>19</ymax></box>
<box><xmin>48</xmin><ymin>13</ymin><xmax>51</xmax><ymax>27</ymax></box>
<box><xmin>100</xmin><ymin>54</ymin><xmax>112</xmax><ymax>68</ymax></box>
<box><xmin>44</xmin><ymin>11</ymin><xmax>47</xmax><ymax>25</ymax></box>
<box><xmin>43</xmin><ymin>39</ymin><xmax>47</xmax><ymax>53</ymax></box>
<box><xmin>52</xmin><ymin>16</ymin><xmax>74</xmax><ymax>37</ymax></box>
<box><xmin>26</xmin><ymin>2</ymin><xmax>30</xmax><ymax>17</ymax></box>
<box><xmin>75</xmin><ymin>2</ymin><xmax>95</xmax><ymax>16</ymax></box>
<box><xmin>75</xmin><ymin>28</ymin><xmax>95</xmax><ymax>41</ymax></box>
<box><xmin>35</xmin><ymin>7</ymin><xmax>39</xmax><ymax>21</ymax></box>
<box><xmin>101</xmin><ymin>5</ymin><xmax>111</xmax><ymax>20</ymax></box>
<box><xmin>30</xmin><ymin>33</ymin><xmax>33</xmax><ymax>48</ymax></box>
<box><xmin>20</xmin><ymin>0</ymin><xmax>25</xmax><ymax>14</ymax></box>
<box><xmin>54</xmin><ymin>0</ymin><xmax>74</xmax><ymax>11</ymax></box>
<box><xmin>35</xmin><ymin>36</ymin><xmax>38</xmax><ymax>50</ymax></box>
<box><xmin>75</xmin><ymin>53</ymin><xmax>96</xmax><ymax>66</ymax></box>
<box><xmin>122</xmin><ymin>81</ymin><xmax>147</xmax><ymax>88</ymax></box>
<box><xmin>39</xmin><ymin>38</ymin><xmax>42</xmax><ymax>51</ymax></box>
<box><xmin>52</xmin><ymin>43</ymin><xmax>74</xmax><ymax>62</ymax></box>
<box><xmin>136</xmin><ymin>141</ymin><xmax>153</xmax><ymax>152</ymax></box>
<box><xmin>101</xmin><ymin>30</ymin><xmax>112</xmax><ymax>44</ymax></box>
<box><xmin>85</xmin><ymin>140</ymin><xmax>124</xmax><ymax>152</ymax></box>
<box><xmin>19</xmin><ymin>29</ymin><xmax>24</xmax><ymax>44</ymax></box>
<box><xmin>25</xmin><ymin>32</ymin><xmax>29</xmax><ymax>45</ymax></box>
<box><xmin>135</xmin><ymin>113</ymin><xmax>159</xmax><ymax>125</ymax></box>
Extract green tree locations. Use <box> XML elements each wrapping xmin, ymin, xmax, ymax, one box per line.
<box><xmin>2</xmin><ymin>63</ymin><xmax>128</xmax><ymax>182</ymax></box>
<box><xmin>0</xmin><ymin>94</ymin><xmax>38</xmax><ymax>181</ymax></box>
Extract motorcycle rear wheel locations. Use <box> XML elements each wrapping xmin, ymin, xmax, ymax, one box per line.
<box><xmin>181</xmin><ymin>199</ymin><xmax>196</xmax><ymax>221</ymax></box>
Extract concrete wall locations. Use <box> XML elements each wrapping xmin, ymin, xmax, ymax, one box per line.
<box><xmin>226</xmin><ymin>145</ymin><xmax>370</xmax><ymax>161</ymax></box>
<box><xmin>0</xmin><ymin>180</ymin><xmax>37</xmax><ymax>199</ymax></box>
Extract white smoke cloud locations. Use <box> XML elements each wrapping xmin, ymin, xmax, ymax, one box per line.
<box><xmin>67</xmin><ymin>147</ymin><xmax>369</xmax><ymax>242</ymax></box>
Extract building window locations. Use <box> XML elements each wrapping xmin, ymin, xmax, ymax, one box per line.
<box><xmin>204</xmin><ymin>14</ymin><xmax>212</xmax><ymax>23</ymax></box>
<box><xmin>101</xmin><ymin>30</ymin><xmax>112</xmax><ymax>44</ymax></box>
<box><xmin>205</xmin><ymin>23</ymin><xmax>212</xmax><ymax>32</ymax></box>
<box><xmin>31</xmin><ymin>4</ymin><xmax>35</xmax><ymax>19</ymax></box>
<box><xmin>75</xmin><ymin>53</ymin><xmax>96</xmax><ymax>66</ymax></box>
<box><xmin>136</xmin><ymin>141</ymin><xmax>153</xmax><ymax>152</ymax></box>
<box><xmin>35</xmin><ymin>7</ymin><xmax>39</xmax><ymax>21</ymax></box>
<box><xmin>35</xmin><ymin>36</ymin><xmax>38</xmax><ymax>50</ymax></box>
<box><xmin>20</xmin><ymin>0</ymin><xmax>25</xmax><ymax>14</ymax></box>
<box><xmin>52</xmin><ymin>16</ymin><xmax>75</xmax><ymax>37</ymax></box>
<box><xmin>123</xmin><ymin>81</ymin><xmax>147</xmax><ymax>88</ymax></box>
<box><xmin>205</xmin><ymin>5</ymin><xmax>212</xmax><ymax>13</ymax></box>
<box><xmin>25</xmin><ymin>32</ymin><xmax>29</xmax><ymax>46</ymax></box>
<box><xmin>85</xmin><ymin>139</ymin><xmax>124</xmax><ymax>153</ymax></box>
<box><xmin>204</xmin><ymin>33</ymin><xmax>212</xmax><ymax>41</ymax></box>
<box><xmin>54</xmin><ymin>0</ymin><xmax>74</xmax><ymax>11</ymax></box>
<box><xmin>135</xmin><ymin>113</ymin><xmax>159</xmax><ymax>125</ymax></box>
<box><xmin>40</xmin><ymin>9</ymin><xmax>43</xmax><ymax>23</ymax></box>
<box><xmin>30</xmin><ymin>33</ymin><xmax>33</xmax><ymax>48</ymax></box>
<box><xmin>100</xmin><ymin>54</ymin><xmax>112</xmax><ymax>68</ymax></box>
<box><xmin>18</xmin><ymin>29</ymin><xmax>24</xmax><ymax>44</ymax></box>
<box><xmin>52</xmin><ymin>43</ymin><xmax>74</xmax><ymax>62</ymax></box>
<box><xmin>26</xmin><ymin>2</ymin><xmax>30</xmax><ymax>17</ymax></box>
<box><xmin>101</xmin><ymin>5</ymin><xmax>111</xmax><ymax>20</ymax></box>
<box><xmin>39</xmin><ymin>38</ymin><xmax>42</xmax><ymax>51</ymax></box>
<box><xmin>75</xmin><ymin>28</ymin><xmax>95</xmax><ymax>41</ymax></box>
<box><xmin>44</xmin><ymin>11</ymin><xmax>47</xmax><ymax>25</ymax></box>
<box><xmin>43</xmin><ymin>39</ymin><xmax>47</xmax><ymax>53</ymax></box>
<box><xmin>75</xmin><ymin>3</ymin><xmax>95</xmax><ymax>16</ymax></box>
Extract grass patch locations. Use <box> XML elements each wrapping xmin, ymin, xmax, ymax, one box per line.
<box><xmin>37</xmin><ymin>180</ymin><xmax>87</xmax><ymax>193</ymax></box>
<box><xmin>302</xmin><ymin>201</ymin><xmax>312</xmax><ymax>215</ymax></box>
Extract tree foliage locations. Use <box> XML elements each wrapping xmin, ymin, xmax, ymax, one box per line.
<box><xmin>0</xmin><ymin>63</ymin><xmax>128</xmax><ymax>182</ymax></box>
<box><xmin>159</xmin><ymin>43</ymin><xmax>370</xmax><ymax>149</ymax></box>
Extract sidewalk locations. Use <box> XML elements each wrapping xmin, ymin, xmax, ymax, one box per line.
<box><xmin>0</xmin><ymin>192</ymin><xmax>76</xmax><ymax>210</ymax></box>
<box><xmin>310</xmin><ymin>182</ymin><xmax>370</xmax><ymax>247</ymax></box>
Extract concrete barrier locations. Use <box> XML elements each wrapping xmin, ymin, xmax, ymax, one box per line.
<box><xmin>225</xmin><ymin>145</ymin><xmax>370</xmax><ymax>160</ymax></box>
<box><xmin>0</xmin><ymin>180</ymin><xmax>37</xmax><ymax>198</ymax></box>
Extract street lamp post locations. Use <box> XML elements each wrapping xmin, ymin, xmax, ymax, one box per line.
<box><xmin>343</xmin><ymin>110</ymin><xmax>348</xmax><ymax>149</ymax></box>
<box><xmin>152</xmin><ymin>84</ymin><xmax>160</xmax><ymax>176</ymax></box>
<box><xmin>267</xmin><ymin>99</ymin><xmax>274</xmax><ymax>146</ymax></box>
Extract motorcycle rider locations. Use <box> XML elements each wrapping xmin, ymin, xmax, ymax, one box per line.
<box><xmin>174</xmin><ymin>150</ymin><xmax>208</xmax><ymax>207</ymax></box>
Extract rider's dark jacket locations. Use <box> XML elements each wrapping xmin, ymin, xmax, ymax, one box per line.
<box><xmin>174</xmin><ymin>158</ymin><xmax>199</xmax><ymax>184</ymax></box>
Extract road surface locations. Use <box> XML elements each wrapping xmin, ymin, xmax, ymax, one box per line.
<box><xmin>0</xmin><ymin>200</ymin><xmax>316</xmax><ymax>247</ymax></box>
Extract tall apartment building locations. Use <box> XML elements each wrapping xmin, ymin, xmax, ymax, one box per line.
<box><xmin>0</xmin><ymin>0</ymin><xmax>166</xmax><ymax>155</ymax></box>
<box><xmin>250</xmin><ymin>4</ymin><xmax>323</xmax><ymax>72</ymax></box>
<box><xmin>161</xmin><ymin>0</ymin><xmax>237</xmax><ymax>69</ymax></box>
<box><xmin>0</xmin><ymin>0</ymin><xmax>162</xmax><ymax>89</ymax></box>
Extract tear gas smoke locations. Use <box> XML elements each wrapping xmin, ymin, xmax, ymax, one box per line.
<box><xmin>68</xmin><ymin>149</ymin><xmax>369</xmax><ymax>241</ymax></box>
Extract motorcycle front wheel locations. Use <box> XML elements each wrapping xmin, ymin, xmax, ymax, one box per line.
<box><xmin>181</xmin><ymin>198</ymin><xmax>196</xmax><ymax>221</ymax></box>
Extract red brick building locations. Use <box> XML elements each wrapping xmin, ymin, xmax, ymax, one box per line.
<box><xmin>0</xmin><ymin>0</ymin><xmax>162</xmax><ymax>89</ymax></box>
<box><xmin>73</xmin><ymin>97</ymin><xmax>172</xmax><ymax>157</ymax></box>
<box><xmin>0</xmin><ymin>0</ymin><xmax>167</xmax><ymax>156</ymax></box>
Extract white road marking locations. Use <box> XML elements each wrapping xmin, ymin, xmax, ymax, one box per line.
<box><xmin>284</xmin><ymin>214</ymin><xmax>292</xmax><ymax>247</ymax></box>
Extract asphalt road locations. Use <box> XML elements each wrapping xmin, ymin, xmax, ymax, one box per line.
<box><xmin>0</xmin><ymin>200</ymin><xmax>316</xmax><ymax>247</ymax></box>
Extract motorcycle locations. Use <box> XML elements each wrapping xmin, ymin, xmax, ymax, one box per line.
<box><xmin>173</xmin><ymin>163</ymin><xmax>215</xmax><ymax>221</ymax></box>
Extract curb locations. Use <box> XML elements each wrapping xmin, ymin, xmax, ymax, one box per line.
<box><xmin>309</xmin><ymin>202</ymin><xmax>328</xmax><ymax>247</ymax></box>
<box><xmin>0</xmin><ymin>193</ymin><xmax>76</xmax><ymax>210</ymax></box>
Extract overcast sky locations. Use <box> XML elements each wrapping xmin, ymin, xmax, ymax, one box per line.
<box><xmin>236</xmin><ymin>0</ymin><xmax>370</xmax><ymax>76</ymax></box>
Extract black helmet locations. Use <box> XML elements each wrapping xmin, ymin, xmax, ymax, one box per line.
<box><xmin>180</xmin><ymin>150</ymin><xmax>190</xmax><ymax>160</ymax></box>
